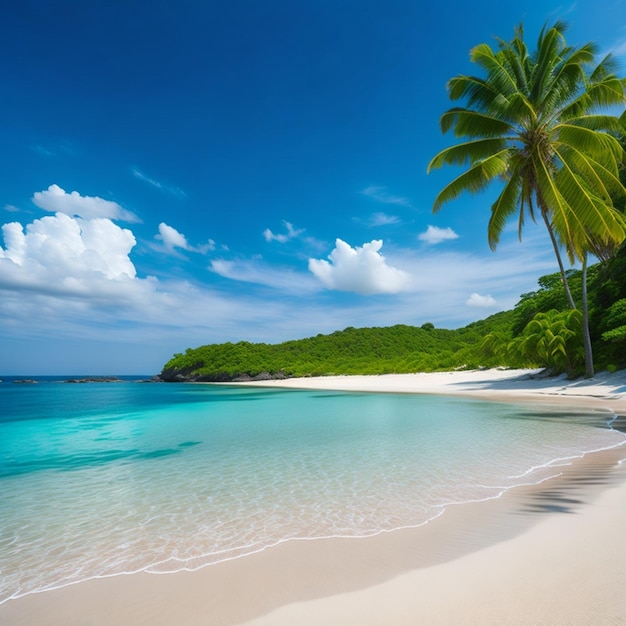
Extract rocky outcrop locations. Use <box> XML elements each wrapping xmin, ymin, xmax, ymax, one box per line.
<box><xmin>157</xmin><ymin>369</ymin><xmax>289</xmax><ymax>383</ymax></box>
<box><xmin>232</xmin><ymin>371</ymin><xmax>288</xmax><ymax>382</ymax></box>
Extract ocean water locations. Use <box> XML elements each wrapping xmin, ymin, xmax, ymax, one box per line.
<box><xmin>1</xmin><ymin>378</ymin><xmax>625</xmax><ymax>604</ymax></box>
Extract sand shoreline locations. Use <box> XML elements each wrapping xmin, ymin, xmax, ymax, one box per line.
<box><xmin>228</xmin><ymin>367</ymin><xmax>626</xmax><ymax>412</ymax></box>
<box><xmin>2</xmin><ymin>368</ymin><xmax>626</xmax><ymax>625</ymax></box>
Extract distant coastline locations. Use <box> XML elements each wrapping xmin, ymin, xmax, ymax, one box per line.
<box><xmin>0</xmin><ymin>375</ymin><xmax>158</xmax><ymax>384</ymax></box>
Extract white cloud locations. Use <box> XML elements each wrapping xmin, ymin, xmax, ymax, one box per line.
<box><xmin>0</xmin><ymin>213</ymin><xmax>137</xmax><ymax>285</ymax></box>
<box><xmin>210</xmin><ymin>258</ymin><xmax>319</xmax><ymax>293</ymax></box>
<box><xmin>157</xmin><ymin>222</ymin><xmax>190</xmax><ymax>251</ymax></box>
<box><xmin>0</xmin><ymin>202</ymin><xmax>563</xmax><ymax>375</ymax></box>
<box><xmin>263</xmin><ymin>221</ymin><xmax>304</xmax><ymax>243</ymax></box>
<box><xmin>133</xmin><ymin>168</ymin><xmax>162</xmax><ymax>188</ymax></box>
<box><xmin>308</xmin><ymin>239</ymin><xmax>410</xmax><ymax>295</ymax></box>
<box><xmin>132</xmin><ymin>168</ymin><xmax>187</xmax><ymax>198</ymax></box>
<box><xmin>4</xmin><ymin>204</ymin><xmax>20</xmax><ymax>213</ymax></box>
<box><xmin>0</xmin><ymin>210</ymin><xmax>251</xmax><ymax>321</ymax></box>
<box><xmin>418</xmin><ymin>225</ymin><xmax>459</xmax><ymax>245</ymax></box>
<box><xmin>466</xmin><ymin>293</ymin><xmax>497</xmax><ymax>307</ymax></box>
<box><xmin>154</xmin><ymin>222</ymin><xmax>215</xmax><ymax>255</ymax></box>
<box><xmin>368</xmin><ymin>212</ymin><xmax>401</xmax><ymax>227</ymax></box>
<box><xmin>361</xmin><ymin>186</ymin><xmax>413</xmax><ymax>209</ymax></box>
<box><xmin>32</xmin><ymin>184</ymin><xmax>139</xmax><ymax>222</ymax></box>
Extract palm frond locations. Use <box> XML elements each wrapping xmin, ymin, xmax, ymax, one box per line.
<box><xmin>555</xmin><ymin>123</ymin><xmax>623</xmax><ymax>162</ymax></box>
<box><xmin>555</xmin><ymin>148</ymin><xmax>626</xmax><ymax>248</ymax></box>
<box><xmin>561</xmin><ymin>43</ymin><xmax>596</xmax><ymax>69</ymax></box>
<box><xmin>566</xmin><ymin>114</ymin><xmax>625</xmax><ymax>134</ymax></box>
<box><xmin>430</xmin><ymin>19</ymin><xmax>626</xmax><ymax>273</ymax></box>
<box><xmin>432</xmin><ymin>151</ymin><xmax>510</xmax><ymax>213</ymax></box>
<box><xmin>520</xmin><ymin>177</ymin><xmax>536</xmax><ymax>224</ymax></box>
<box><xmin>561</xmin><ymin>78</ymin><xmax>626</xmax><ymax>119</ymax></box>
<box><xmin>427</xmin><ymin>139</ymin><xmax>509</xmax><ymax>171</ymax></box>
<box><xmin>499</xmin><ymin>35</ymin><xmax>530</xmax><ymax>94</ymax></box>
<box><xmin>585</xmin><ymin>77</ymin><xmax>626</xmax><ymax>108</ymax></box>
<box><xmin>440</xmin><ymin>109</ymin><xmax>512</xmax><ymax>137</ymax></box>
<box><xmin>545</xmin><ymin>58</ymin><xmax>586</xmax><ymax>107</ymax></box>
<box><xmin>470</xmin><ymin>43</ymin><xmax>520</xmax><ymax>96</ymax></box>
<box><xmin>533</xmin><ymin>152</ymin><xmax>578</xmax><ymax>261</ymax></box>
<box><xmin>531</xmin><ymin>25</ymin><xmax>566</xmax><ymax>104</ymax></box>
<box><xmin>447</xmin><ymin>75</ymin><xmax>501</xmax><ymax>110</ymax></box>
<box><xmin>556</xmin><ymin>143</ymin><xmax>625</xmax><ymax>199</ymax></box>
<box><xmin>487</xmin><ymin>174</ymin><xmax>523</xmax><ymax>249</ymax></box>
<box><xmin>538</xmin><ymin>149</ymin><xmax>626</xmax><ymax>263</ymax></box>
<box><xmin>590</xmin><ymin>54</ymin><xmax>620</xmax><ymax>81</ymax></box>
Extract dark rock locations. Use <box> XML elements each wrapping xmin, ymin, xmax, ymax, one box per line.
<box><xmin>64</xmin><ymin>377</ymin><xmax>122</xmax><ymax>383</ymax></box>
<box><xmin>158</xmin><ymin>368</ymin><xmax>290</xmax><ymax>383</ymax></box>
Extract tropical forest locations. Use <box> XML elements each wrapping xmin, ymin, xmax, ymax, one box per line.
<box><xmin>161</xmin><ymin>22</ymin><xmax>626</xmax><ymax>383</ymax></box>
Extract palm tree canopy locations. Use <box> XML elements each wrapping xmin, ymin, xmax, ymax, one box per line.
<box><xmin>428</xmin><ymin>21</ymin><xmax>626</xmax><ymax>263</ymax></box>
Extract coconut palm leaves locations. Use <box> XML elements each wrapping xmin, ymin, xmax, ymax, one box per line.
<box><xmin>429</xmin><ymin>21</ymin><xmax>626</xmax><ymax>377</ymax></box>
<box><xmin>508</xmin><ymin>309</ymin><xmax>584</xmax><ymax>377</ymax></box>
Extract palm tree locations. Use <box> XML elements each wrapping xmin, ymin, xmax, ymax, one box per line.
<box><xmin>509</xmin><ymin>309</ymin><xmax>584</xmax><ymax>377</ymax></box>
<box><xmin>428</xmin><ymin>21</ymin><xmax>626</xmax><ymax>378</ymax></box>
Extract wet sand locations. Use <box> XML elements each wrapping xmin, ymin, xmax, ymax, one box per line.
<box><xmin>2</xmin><ymin>368</ymin><xmax>625</xmax><ymax>625</ymax></box>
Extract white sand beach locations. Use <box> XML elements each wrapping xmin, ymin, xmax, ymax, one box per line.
<box><xmin>2</xmin><ymin>368</ymin><xmax>626</xmax><ymax>626</ymax></box>
<box><xmin>240</xmin><ymin>367</ymin><xmax>626</xmax><ymax>411</ymax></box>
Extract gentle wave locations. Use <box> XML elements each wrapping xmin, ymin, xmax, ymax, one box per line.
<box><xmin>1</xmin><ymin>384</ymin><xmax>624</xmax><ymax>605</ymax></box>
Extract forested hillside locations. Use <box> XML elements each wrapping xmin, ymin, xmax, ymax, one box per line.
<box><xmin>159</xmin><ymin>252</ymin><xmax>626</xmax><ymax>382</ymax></box>
<box><xmin>159</xmin><ymin>314</ymin><xmax>511</xmax><ymax>382</ymax></box>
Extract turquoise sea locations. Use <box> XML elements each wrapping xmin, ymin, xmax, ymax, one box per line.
<box><xmin>1</xmin><ymin>377</ymin><xmax>625</xmax><ymax>604</ymax></box>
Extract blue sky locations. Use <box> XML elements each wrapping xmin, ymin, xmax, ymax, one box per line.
<box><xmin>1</xmin><ymin>0</ymin><xmax>625</xmax><ymax>374</ymax></box>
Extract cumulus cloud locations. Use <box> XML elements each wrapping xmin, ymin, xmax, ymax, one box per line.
<box><xmin>466</xmin><ymin>293</ymin><xmax>497</xmax><ymax>307</ymax></box>
<box><xmin>32</xmin><ymin>184</ymin><xmax>139</xmax><ymax>222</ymax></box>
<box><xmin>361</xmin><ymin>186</ymin><xmax>413</xmax><ymax>209</ymax></box>
<box><xmin>157</xmin><ymin>222</ymin><xmax>189</xmax><ymax>251</ymax></box>
<box><xmin>154</xmin><ymin>222</ymin><xmax>215</xmax><ymax>255</ymax></box>
<box><xmin>308</xmin><ymin>239</ymin><xmax>410</xmax><ymax>295</ymax></box>
<box><xmin>263</xmin><ymin>221</ymin><xmax>304</xmax><ymax>243</ymax></box>
<box><xmin>0</xmin><ymin>211</ymin><xmax>564</xmax><ymax>373</ymax></box>
<box><xmin>0</xmin><ymin>210</ymin><xmax>282</xmax><ymax>358</ymax></box>
<box><xmin>0</xmin><ymin>213</ymin><xmax>137</xmax><ymax>286</ymax></box>
<box><xmin>418</xmin><ymin>225</ymin><xmax>459</xmax><ymax>245</ymax></box>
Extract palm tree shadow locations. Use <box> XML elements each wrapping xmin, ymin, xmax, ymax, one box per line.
<box><xmin>515</xmin><ymin>460</ymin><xmax>622</xmax><ymax>516</ymax></box>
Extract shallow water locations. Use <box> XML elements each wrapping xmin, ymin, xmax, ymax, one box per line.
<box><xmin>1</xmin><ymin>379</ymin><xmax>624</xmax><ymax>603</ymax></box>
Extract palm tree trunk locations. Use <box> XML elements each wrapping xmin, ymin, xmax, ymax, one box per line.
<box><xmin>541</xmin><ymin>211</ymin><xmax>577</xmax><ymax>309</ymax></box>
<box><xmin>581</xmin><ymin>254</ymin><xmax>594</xmax><ymax>378</ymax></box>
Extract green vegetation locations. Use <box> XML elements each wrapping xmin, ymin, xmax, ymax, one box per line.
<box><xmin>160</xmin><ymin>253</ymin><xmax>626</xmax><ymax>381</ymax></box>
<box><xmin>161</xmin><ymin>22</ymin><xmax>626</xmax><ymax>383</ymax></box>
<box><xmin>507</xmin><ymin>309</ymin><xmax>584</xmax><ymax>378</ymax></box>
<box><xmin>160</xmin><ymin>316</ymin><xmax>510</xmax><ymax>382</ymax></box>
<box><xmin>428</xmin><ymin>22</ymin><xmax>626</xmax><ymax>377</ymax></box>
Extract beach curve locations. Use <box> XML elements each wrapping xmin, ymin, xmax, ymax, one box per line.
<box><xmin>2</xmin><ymin>367</ymin><xmax>626</xmax><ymax>626</ymax></box>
